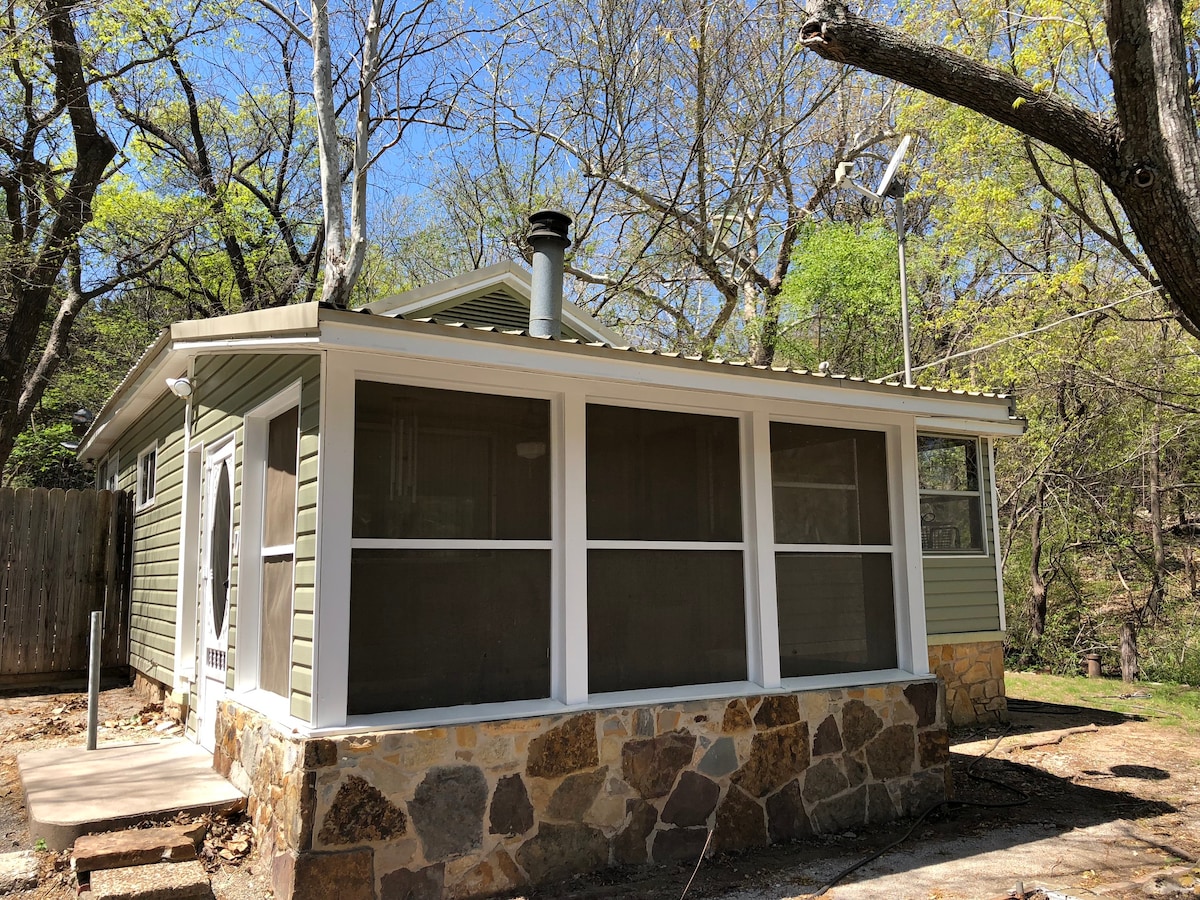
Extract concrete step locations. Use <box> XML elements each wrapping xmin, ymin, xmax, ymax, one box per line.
<box><xmin>72</xmin><ymin>822</ymin><xmax>208</xmax><ymax>874</ymax></box>
<box><xmin>18</xmin><ymin>740</ymin><xmax>245</xmax><ymax>849</ymax></box>
<box><xmin>88</xmin><ymin>859</ymin><xmax>214</xmax><ymax>900</ymax></box>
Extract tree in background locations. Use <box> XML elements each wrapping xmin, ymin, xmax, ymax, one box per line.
<box><xmin>800</xmin><ymin>0</ymin><xmax>1200</xmax><ymax>341</ymax></box>
<box><xmin>459</xmin><ymin>0</ymin><xmax>904</xmax><ymax>362</ymax></box>
<box><xmin>0</xmin><ymin>0</ymin><xmax>184</xmax><ymax>476</ymax></box>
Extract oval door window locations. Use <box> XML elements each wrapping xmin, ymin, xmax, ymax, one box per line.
<box><xmin>211</xmin><ymin>461</ymin><xmax>231</xmax><ymax>637</ymax></box>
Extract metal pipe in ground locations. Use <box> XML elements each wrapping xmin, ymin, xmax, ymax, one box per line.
<box><xmin>86</xmin><ymin>610</ymin><xmax>102</xmax><ymax>750</ymax></box>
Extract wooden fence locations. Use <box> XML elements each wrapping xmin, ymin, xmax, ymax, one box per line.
<box><xmin>0</xmin><ymin>488</ymin><xmax>133</xmax><ymax>685</ymax></box>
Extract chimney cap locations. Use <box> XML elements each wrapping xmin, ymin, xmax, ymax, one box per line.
<box><xmin>528</xmin><ymin>209</ymin><xmax>572</xmax><ymax>245</ymax></box>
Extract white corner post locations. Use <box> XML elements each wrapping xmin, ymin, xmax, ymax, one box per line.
<box><xmin>312</xmin><ymin>350</ymin><xmax>353</xmax><ymax>728</ymax></box>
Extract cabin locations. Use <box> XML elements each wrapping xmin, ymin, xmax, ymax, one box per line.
<box><xmin>79</xmin><ymin>216</ymin><xmax>1022</xmax><ymax>899</ymax></box>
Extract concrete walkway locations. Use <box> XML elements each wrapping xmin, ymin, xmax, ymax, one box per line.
<box><xmin>17</xmin><ymin>740</ymin><xmax>246</xmax><ymax>849</ymax></box>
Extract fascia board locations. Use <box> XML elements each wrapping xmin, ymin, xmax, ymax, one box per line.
<box><xmin>80</xmin><ymin>322</ymin><xmax>323</xmax><ymax>460</ymax></box>
<box><xmin>316</xmin><ymin>314</ymin><xmax>1017</xmax><ymax>424</ymax></box>
<box><xmin>914</xmin><ymin>415</ymin><xmax>1027</xmax><ymax>437</ymax></box>
<box><xmin>169</xmin><ymin>302</ymin><xmax>320</xmax><ymax>341</ymax></box>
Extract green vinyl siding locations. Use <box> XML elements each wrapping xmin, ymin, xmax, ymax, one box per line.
<box><xmin>191</xmin><ymin>352</ymin><xmax>321</xmax><ymax>722</ymax></box>
<box><xmin>111</xmin><ymin>392</ymin><xmax>187</xmax><ymax>687</ymax></box>
<box><xmin>922</xmin><ymin>438</ymin><xmax>1002</xmax><ymax>637</ymax></box>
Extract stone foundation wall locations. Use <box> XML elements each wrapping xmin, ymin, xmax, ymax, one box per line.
<box><xmin>928</xmin><ymin>640</ymin><xmax>1008</xmax><ymax>725</ymax></box>
<box><xmin>215</xmin><ymin>680</ymin><xmax>950</xmax><ymax>900</ymax></box>
<box><xmin>131</xmin><ymin>670</ymin><xmax>189</xmax><ymax>724</ymax></box>
<box><xmin>131</xmin><ymin>670</ymin><xmax>168</xmax><ymax>704</ymax></box>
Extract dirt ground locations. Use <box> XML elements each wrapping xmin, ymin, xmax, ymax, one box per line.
<box><xmin>0</xmin><ymin>683</ymin><xmax>271</xmax><ymax>899</ymax></box>
<box><xmin>2</xmin><ymin>682</ymin><xmax>1199</xmax><ymax>900</ymax></box>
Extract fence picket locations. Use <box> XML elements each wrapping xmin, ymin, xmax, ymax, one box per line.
<box><xmin>60</xmin><ymin>489</ymin><xmax>86</xmax><ymax>670</ymax></box>
<box><xmin>0</xmin><ymin>491</ymin><xmax>15</xmax><ymax>673</ymax></box>
<box><xmin>7</xmin><ymin>490</ymin><xmax>40</xmax><ymax>673</ymax></box>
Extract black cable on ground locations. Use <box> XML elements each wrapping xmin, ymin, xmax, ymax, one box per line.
<box><xmin>804</xmin><ymin>729</ymin><xmax>1030</xmax><ymax>898</ymax></box>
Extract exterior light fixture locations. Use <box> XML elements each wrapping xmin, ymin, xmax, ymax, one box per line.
<box><xmin>166</xmin><ymin>377</ymin><xmax>194</xmax><ymax>398</ymax></box>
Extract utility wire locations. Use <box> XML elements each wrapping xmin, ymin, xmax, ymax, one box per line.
<box><xmin>879</xmin><ymin>285</ymin><xmax>1162</xmax><ymax>382</ymax></box>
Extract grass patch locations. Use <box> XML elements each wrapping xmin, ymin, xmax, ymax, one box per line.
<box><xmin>1006</xmin><ymin>671</ymin><xmax>1200</xmax><ymax>730</ymax></box>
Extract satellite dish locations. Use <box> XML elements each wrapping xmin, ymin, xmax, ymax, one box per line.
<box><xmin>835</xmin><ymin>135</ymin><xmax>913</xmax><ymax>202</ymax></box>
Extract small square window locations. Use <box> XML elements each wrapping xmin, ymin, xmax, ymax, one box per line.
<box><xmin>136</xmin><ymin>444</ymin><xmax>157</xmax><ymax>510</ymax></box>
<box><xmin>917</xmin><ymin>435</ymin><xmax>984</xmax><ymax>553</ymax></box>
<box><xmin>100</xmin><ymin>455</ymin><xmax>119</xmax><ymax>492</ymax></box>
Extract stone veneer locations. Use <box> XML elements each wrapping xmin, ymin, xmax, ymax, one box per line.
<box><xmin>214</xmin><ymin>679</ymin><xmax>950</xmax><ymax>900</ymax></box>
<box><xmin>927</xmin><ymin>640</ymin><xmax>1008</xmax><ymax>725</ymax></box>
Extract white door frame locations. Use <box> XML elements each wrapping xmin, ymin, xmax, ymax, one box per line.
<box><xmin>197</xmin><ymin>436</ymin><xmax>236</xmax><ymax>751</ymax></box>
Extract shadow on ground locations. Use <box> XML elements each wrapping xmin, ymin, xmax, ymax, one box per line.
<box><xmin>515</xmin><ymin>703</ymin><xmax>1180</xmax><ymax>899</ymax></box>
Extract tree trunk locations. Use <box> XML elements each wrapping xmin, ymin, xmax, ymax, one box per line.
<box><xmin>1147</xmin><ymin>394</ymin><xmax>1166</xmax><ymax>619</ymax></box>
<box><xmin>1120</xmin><ymin>619</ymin><xmax>1138</xmax><ymax>683</ymax></box>
<box><xmin>1027</xmin><ymin>477</ymin><xmax>1049</xmax><ymax>655</ymax></box>
<box><xmin>799</xmin><ymin>0</ymin><xmax>1200</xmax><ymax>340</ymax></box>
<box><xmin>0</xmin><ymin>0</ymin><xmax>117</xmax><ymax>472</ymax></box>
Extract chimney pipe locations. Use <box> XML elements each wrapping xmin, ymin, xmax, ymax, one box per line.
<box><xmin>527</xmin><ymin>209</ymin><xmax>571</xmax><ymax>339</ymax></box>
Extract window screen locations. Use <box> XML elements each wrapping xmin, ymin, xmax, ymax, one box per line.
<box><xmin>586</xmin><ymin>404</ymin><xmax>742</xmax><ymax>541</ymax></box>
<box><xmin>770</xmin><ymin>422</ymin><xmax>890</xmax><ymax>545</ymax></box>
<box><xmin>137</xmin><ymin>446</ymin><xmax>157</xmax><ymax>509</ymax></box>
<box><xmin>776</xmin><ymin>553</ymin><xmax>896</xmax><ymax>676</ymax></box>
<box><xmin>353</xmin><ymin>382</ymin><xmax>550</xmax><ymax>540</ymax></box>
<box><xmin>349</xmin><ymin>550</ymin><xmax>551</xmax><ymax>713</ymax></box>
<box><xmin>586</xmin><ymin>404</ymin><xmax>747</xmax><ymax>693</ymax></box>
<box><xmin>349</xmin><ymin>382</ymin><xmax>553</xmax><ymax>713</ymax></box>
<box><xmin>770</xmin><ymin>422</ymin><xmax>897</xmax><ymax>678</ymax></box>
<box><xmin>261</xmin><ymin>406</ymin><xmax>298</xmax><ymax>698</ymax></box>
<box><xmin>588</xmin><ymin>550</ymin><xmax>747</xmax><ymax>693</ymax></box>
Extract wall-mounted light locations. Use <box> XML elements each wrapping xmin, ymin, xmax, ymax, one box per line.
<box><xmin>166</xmin><ymin>377</ymin><xmax>194</xmax><ymax>398</ymax></box>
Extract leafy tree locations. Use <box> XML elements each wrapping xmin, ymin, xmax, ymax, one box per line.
<box><xmin>775</xmin><ymin>220</ymin><xmax>915</xmax><ymax>375</ymax></box>
<box><xmin>0</xmin><ymin>0</ymin><xmax>143</xmax><ymax>473</ymax></box>
<box><xmin>261</xmin><ymin>0</ymin><xmax>505</xmax><ymax>307</ymax></box>
<box><xmin>800</xmin><ymin>0</ymin><xmax>1200</xmax><ymax>340</ymax></box>
<box><xmin>470</xmin><ymin>0</ymin><xmax>904</xmax><ymax>362</ymax></box>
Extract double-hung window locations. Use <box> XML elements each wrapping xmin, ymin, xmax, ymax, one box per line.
<box><xmin>770</xmin><ymin>422</ymin><xmax>897</xmax><ymax>676</ymax></box>
<box><xmin>917</xmin><ymin>435</ymin><xmax>985</xmax><ymax>553</ymax></box>
<box><xmin>135</xmin><ymin>445</ymin><xmax>157</xmax><ymax>510</ymax></box>
<box><xmin>260</xmin><ymin>407</ymin><xmax>299</xmax><ymax>698</ymax></box>
<box><xmin>348</xmin><ymin>381</ymin><xmax>552</xmax><ymax>714</ymax></box>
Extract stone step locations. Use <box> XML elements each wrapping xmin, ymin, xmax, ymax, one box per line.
<box><xmin>72</xmin><ymin>822</ymin><xmax>208</xmax><ymax>874</ymax></box>
<box><xmin>88</xmin><ymin>859</ymin><xmax>214</xmax><ymax>900</ymax></box>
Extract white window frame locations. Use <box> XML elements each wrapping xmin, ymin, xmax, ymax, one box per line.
<box><xmin>766</xmin><ymin>416</ymin><xmax>903</xmax><ymax>687</ymax></box>
<box><xmin>345</xmin><ymin>376</ymin><xmax>558</xmax><ymax>716</ymax></box>
<box><xmin>99</xmin><ymin>453</ymin><xmax>119</xmax><ymax>492</ymax></box>
<box><xmin>311</xmin><ymin>348</ymin><xmax>930</xmax><ymax>734</ymax></box>
<box><xmin>135</xmin><ymin>443</ymin><xmax>157</xmax><ymax>511</ymax></box>
<box><xmin>235</xmin><ymin>381</ymin><xmax>303</xmax><ymax>721</ymax></box>
<box><xmin>916</xmin><ymin>432</ymin><xmax>989</xmax><ymax>557</ymax></box>
<box><xmin>582</xmin><ymin>399</ymin><xmax>751</xmax><ymax>700</ymax></box>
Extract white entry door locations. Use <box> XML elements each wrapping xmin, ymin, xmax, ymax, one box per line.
<box><xmin>198</xmin><ymin>440</ymin><xmax>235</xmax><ymax>751</ymax></box>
